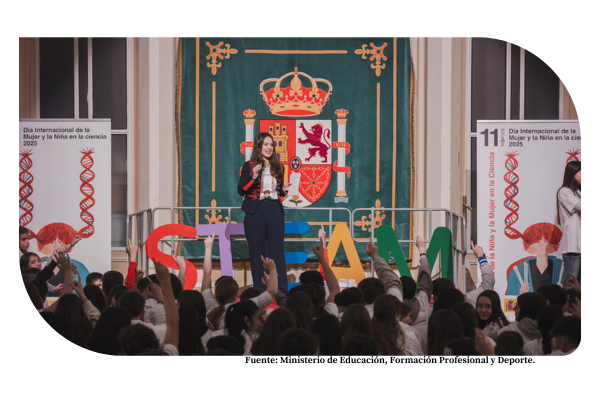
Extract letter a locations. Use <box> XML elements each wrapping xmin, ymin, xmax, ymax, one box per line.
<box><xmin>326</xmin><ymin>223</ymin><xmax>366</xmax><ymax>284</ymax></box>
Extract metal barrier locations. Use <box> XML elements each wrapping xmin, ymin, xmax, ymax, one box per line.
<box><xmin>126</xmin><ymin>208</ymin><xmax>153</xmax><ymax>274</ymax></box>
<box><xmin>127</xmin><ymin>206</ymin><xmax>467</xmax><ymax>291</ymax></box>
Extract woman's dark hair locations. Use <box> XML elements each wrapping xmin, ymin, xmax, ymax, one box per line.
<box><xmin>446</xmin><ymin>338</ymin><xmax>478</xmax><ymax>355</ymax></box>
<box><xmin>311</xmin><ymin>313</ymin><xmax>342</xmax><ymax>356</ymax></box>
<box><xmin>516</xmin><ymin>292</ymin><xmax>545</xmax><ymax>321</ymax></box>
<box><xmin>20</xmin><ymin>252</ymin><xmax>39</xmax><ymax>271</ymax></box>
<box><xmin>178</xmin><ymin>307</ymin><xmax>206</xmax><ymax>356</ymax></box>
<box><xmin>537</xmin><ymin>305</ymin><xmax>564</xmax><ymax>355</ymax></box>
<box><xmin>557</xmin><ymin>160</ymin><xmax>581</xmax><ymax>226</ymax></box>
<box><xmin>285</xmin><ymin>292</ymin><xmax>314</xmax><ymax>330</ymax></box>
<box><xmin>105</xmin><ymin>284</ymin><xmax>128</xmax><ymax>311</ymax></box>
<box><xmin>178</xmin><ymin>290</ymin><xmax>209</xmax><ymax>337</ymax></box>
<box><xmin>477</xmin><ymin>290</ymin><xmax>509</xmax><ymax>329</ymax></box>
<box><xmin>280</xmin><ymin>328</ymin><xmax>320</xmax><ymax>356</ymax></box>
<box><xmin>207</xmin><ymin>277</ymin><xmax>239</xmax><ymax>328</ymax></box>
<box><xmin>427</xmin><ymin>309</ymin><xmax>464</xmax><ymax>355</ymax></box>
<box><xmin>432</xmin><ymin>288</ymin><xmax>464</xmax><ymax>312</ymax></box>
<box><xmin>224</xmin><ymin>300</ymin><xmax>260</xmax><ymax>351</ymax></box>
<box><xmin>357</xmin><ymin>277</ymin><xmax>385</xmax><ymax>304</ymax></box>
<box><xmin>249</xmin><ymin>132</ymin><xmax>284</xmax><ymax>182</ymax></box>
<box><xmin>119</xmin><ymin>324</ymin><xmax>159</xmax><ymax>355</ymax></box>
<box><xmin>251</xmin><ymin>308</ymin><xmax>296</xmax><ymax>356</ymax></box>
<box><xmin>83</xmin><ymin>284</ymin><xmax>106</xmax><ymax>312</ymax></box>
<box><xmin>452</xmin><ymin>302</ymin><xmax>479</xmax><ymax>339</ymax></box>
<box><xmin>340</xmin><ymin>304</ymin><xmax>373</xmax><ymax>339</ymax></box>
<box><xmin>54</xmin><ymin>293</ymin><xmax>93</xmax><ymax>349</ymax></box>
<box><xmin>342</xmin><ymin>333</ymin><xmax>379</xmax><ymax>356</ymax></box>
<box><xmin>372</xmin><ymin>294</ymin><xmax>404</xmax><ymax>355</ymax></box>
<box><xmin>495</xmin><ymin>331</ymin><xmax>524</xmax><ymax>355</ymax></box>
<box><xmin>24</xmin><ymin>281</ymin><xmax>44</xmax><ymax>310</ymax></box>
<box><xmin>88</xmin><ymin>307</ymin><xmax>132</xmax><ymax>355</ymax></box>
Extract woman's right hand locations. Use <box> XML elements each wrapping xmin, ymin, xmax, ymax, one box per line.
<box><xmin>252</xmin><ymin>164</ymin><xmax>262</xmax><ymax>179</ymax></box>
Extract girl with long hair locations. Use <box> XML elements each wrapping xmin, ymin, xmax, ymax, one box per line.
<box><xmin>476</xmin><ymin>290</ymin><xmax>509</xmax><ymax>336</ymax></box>
<box><xmin>178</xmin><ymin>306</ymin><xmax>207</xmax><ymax>356</ymax></box>
<box><xmin>223</xmin><ymin>300</ymin><xmax>263</xmax><ymax>355</ymax></box>
<box><xmin>556</xmin><ymin>160</ymin><xmax>581</xmax><ymax>289</ymax></box>
<box><xmin>523</xmin><ymin>305</ymin><xmax>563</xmax><ymax>355</ymax></box>
<box><xmin>251</xmin><ymin>307</ymin><xmax>296</xmax><ymax>355</ymax></box>
<box><xmin>88</xmin><ymin>306</ymin><xmax>131</xmax><ymax>355</ymax></box>
<box><xmin>54</xmin><ymin>293</ymin><xmax>93</xmax><ymax>349</ymax></box>
<box><xmin>238</xmin><ymin>132</ymin><xmax>292</xmax><ymax>295</ymax></box>
<box><xmin>372</xmin><ymin>294</ymin><xmax>406</xmax><ymax>355</ymax></box>
<box><xmin>427</xmin><ymin>309</ymin><xmax>464</xmax><ymax>355</ymax></box>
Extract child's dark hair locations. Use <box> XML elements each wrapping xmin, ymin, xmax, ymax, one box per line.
<box><xmin>177</xmin><ymin>289</ymin><xmax>208</xmax><ymax>336</ymax></box>
<box><xmin>372</xmin><ymin>294</ymin><xmax>404</xmax><ymax>355</ymax></box>
<box><xmin>427</xmin><ymin>309</ymin><xmax>464</xmax><ymax>355</ymax></box>
<box><xmin>251</xmin><ymin>308</ymin><xmax>296</xmax><ymax>356</ymax></box>
<box><xmin>83</xmin><ymin>284</ymin><xmax>106</xmax><ymax>312</ymax></box>
<box><xmin>477</xmin><ymin>290</ymin><xmax>509</xmax><ymax>329</ymax></box>
<box><xmin>550</xmin><ymin>316</ymin><xmax>581</xmax><ymax>348</ymax></box>
<box><xmin>86</xmin><ymin>272</ymin><xmax>103</xmax><ymax>285</ymax></box>
<box><xmin>119</xmin><ymin>324</ymin><xmax>159</xmax><ymax>355</ymax></box>
<box><xmin>280</xmin><ymin>328</ymin><xmax>320</xmax><ymax>355</ymax></box>
<box><xmin>334</xmin><ymin>287</ymin><xmax>365</xmax><ymax>308</ymax></box>
<box><xmin>20</xmin><ymin>252</ymin><xmax>39</xmax><ymax>271</ymax></box>
<box><xmin>446</xmin><ymin>338</ymin><xmax>478</xmax><ymax>355</ymax></box>
<box><xmin>55</xmin><ymin>293</ymin><xmax>93</xmax><ymax>349</ymax></box>
<box><xmin>495</xmin><ymin>331</ymin><xmax>524</xmax><ymax>355</ymax></box>
<box><xmin>432</xmin><ymin>288</ymin><xmax>464</xmax><ymax>312</ymax></box>
<box><xmin>239</xmin><ymin>287</ymin><xmax>262</xmax><ymax>301</ymax></box>
<box><xmin>556</xmin><ymin>160</ymin><xmax>581</xmax><ymax>226</ymax></box>
<box><xmin>357</xmin><ymin>277</ymin><xmax>385</xmax><ymax>304</ymax></box>
<box><xmin>311</xmin><ymin>313</ymin><xmax>342</xmax><ymax>356</ymax></box>
<box><xmin>178</xmin><ymin>306</ymin><xmax>206</xmax><ymax>356</ymax></box>
<box><xmin>88</xmin><ymin>307</ymin><xmax>132</xmax><ymax>355</ymax></box>
<box><xmin>452</xmin><ymin>302</ymin><xmax>479</xmax><ymax>339</ymax></box>
<box><xmin>102</xmin><ymin>270</ymin><xmax>124</xmax><ymax>296</ymax></box>
<box><xmin>284</xmin><ymin>292</ymin><xmax>314</xmax><ymax>330</ymax></box>
<box><xmin>24</xmin><ymin>281</ymin><xmax>44</xmax><ymax>310</ymax></box>
<box><xmin>224</xmin><ymin>300</ymin><xmax>260</xmax><ymax>350</ymax></box>
<box><xmin>299</xmin><ymin>270</ymin><xmax>324</xmax><ymax>286</ymax></box>
<box><xmin>206</xmin><ymin>335</ymin><xmax>242</xmax><ymax>355</ymax></box>
<box><xmin>19</xmin><ymin>226</ymin><xmax>29</xmax><ymax>236</ymax></box>
<box><xmin>340</xmin><ymin>304</ymin><xmax>373</xmax><ymax>339</ymax></box>
<box><xmin>118</xmin><ymin>291</ymin><xmax>146</xmax><ymax>319</ymax></box>
<box><xmin>342</xmin><ymin>333</ymin><xmax>379</xmax><ymax>356</ymax></box>
<box><xmin>207</xmin><ymin>276</ymin><xmax>239</xmax><ymax>328</ymax></box>
<box><xmin>537</xmin><ymin>305</ymin><xmax>564</xmax><ymax>355</ymax></box>
<box><xmin>536</xmin><ymin>284</ymin><xmax>567</xmax><ymax>307</ymax></box>
<box><xmin>432</xmin><ymin>278</ymin><xmax>455</xmax><ymax>298</ymax></box>
<box><xmin>516</xmin><ymin>292</ymin><xmax>545</xmax><ymax>321</ymax></box>
<box><xmin>400</xmin><ymin>276</ymin><xmax>417</xmax><ymax>300</ymax></box>
<box><xmin>106</xmin><ymin>284</ymin><xmax>128</xmax><ymax>310</ymax></box>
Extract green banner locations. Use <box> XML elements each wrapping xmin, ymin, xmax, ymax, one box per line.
<box><xmin>177</xmin><ymin>38</ymin><xmax>413</xmax><ymax>261</ymax></box>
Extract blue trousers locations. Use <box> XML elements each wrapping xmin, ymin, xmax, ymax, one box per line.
<box><xmin>244</xmin><ymin>200</ymin><xmax>288</xmax><ymax>294</ymax></box>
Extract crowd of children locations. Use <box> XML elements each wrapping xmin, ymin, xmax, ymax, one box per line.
<box><xmin>19</xmin><ymin>225</ymin><xmax>581</xmax><ymax>356</ymax></box>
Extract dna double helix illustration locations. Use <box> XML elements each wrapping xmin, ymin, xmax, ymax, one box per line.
<box><xmin>503</xmin><ymin>151</ymin><xmax>522</xmax><ymax>240</ymax></box>
<box><xmin>19</xmin><ymin>150</ymin><xmax>34</xmax><ymax>228</ymax></box>
<box><xmin>78</xmin><ymin>148</ymin><xmax>95</xmax><ymax>237</ymax></box>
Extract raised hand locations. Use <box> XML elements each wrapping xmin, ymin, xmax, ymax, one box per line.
<box><xmin>313</xmin><ymin>245</ymin><xmax>325</xmax><ymax>262</ymax></box>
<box><xmin>71</xmin><ymin>280</ymin><xmax>84</xmax><ymax>298</ymax></box>
<box><xmin>366</xmin><ymin>238</ymin><xmax>378</xmax><ymax>259</ymax></box>
<box><xmin>55</xmin><ymin>251</ymin><xmax>72</xmax><ymax>273</ymax></box>
<box><xmin>204</xmin><ymin>232</ymin><xmax>215</xmax><ymax>249</ymax></box>
<box><xmin>565</xmin><ymin>273</ymin><xmax>581</xmax><ymax>292</ymax></box>
<box><xmin>318</xmin><ymin>225</ymin><xmax>327</xmax><ymax>248</ymax></box>
<box><xmin>474</xmin><ymin>328</ymin><xmax>494</xmax><ymax>355</ymax></box>
<box><xmin>261</xmin><ymin>255</ymin><xmax>276</xmax><ymax>271</ymax></box>
<box><xmin>415</xmin><ymin>235</ymin><xmax>426</xmax><ymax>255</ymax></box>
<box><xmin>471</xmin><ymin>241</ymin><xmax>484</xmax><ymax>259</ymax></box>
<box><xmin>568</xmin><ymin>297</ymin><xmax>581</xmax><ymax>318</ymax></box>
<box><xmin>127</xmin><ymin>238</ymin><xmax>139</xmax><ymax>259</ymax></box>
<box><xmin>174</xmin><ymin>255</ymin><xmax>186</xmax><ymax>270</ymax></box>
<box><xmin>147</xmin><ymin>275</ymin><xmax>165</xmax><ymax>304</ymax></box>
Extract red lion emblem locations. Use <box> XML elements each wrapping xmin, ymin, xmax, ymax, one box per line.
<box><xmin>297</xmin><ymin>122</ymin><xmax>331</xmax><ymax>163</ymax></box>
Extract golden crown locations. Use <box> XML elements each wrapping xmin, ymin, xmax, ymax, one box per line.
<box><xmin>260</xmin><ymin>67</ymin><xmax>332</xmax><ymax>117</ymax></box>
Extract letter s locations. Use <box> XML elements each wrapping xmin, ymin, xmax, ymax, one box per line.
<box><xmin>146</xmin><ymin>224</ymin><xmax>198</xmax><ymax>290</ymax></box>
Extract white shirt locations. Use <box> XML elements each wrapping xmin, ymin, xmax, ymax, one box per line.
<box><xmin>557</xmin><ymin>187</ymin><xmax>581</xmax><ymax>254</ymax></box>
<box><xmin>260</xmin><ymin>166</ymin><xmax>278</xmax><ymax>200</ymax></box>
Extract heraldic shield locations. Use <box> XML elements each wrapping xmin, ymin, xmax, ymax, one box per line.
<box><xmin>259</xmin><ymin>119</ymin><xmax>332</xmax><ymax>208</ymax></box>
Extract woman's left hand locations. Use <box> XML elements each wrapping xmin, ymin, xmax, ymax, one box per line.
<box><xmin>283</xmin><ymin>183</ymin><xmax>292</xmax><ymax>193</ymax></box>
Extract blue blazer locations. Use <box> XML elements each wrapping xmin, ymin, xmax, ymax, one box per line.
<box><xmin>238</xmin><ymin>160</ymin><xmax>287</xmax><ymax>215</ymax></box>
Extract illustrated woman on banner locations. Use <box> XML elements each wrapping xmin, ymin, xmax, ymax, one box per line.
<box><xmin>555</xmin><ymin>159</ymin><xmax>581</xmax><ymax>289</ymax></box>
<box><xmin>503</xmin><ymin>152</ymin><xmax>564</xmax><ymax>296</ymax></box>
<box><xmin>19</xmin><ymin>149</ymin><xmax>95</xmax><ymax>295</ymax></box>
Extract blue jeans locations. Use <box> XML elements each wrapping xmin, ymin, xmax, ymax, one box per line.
<box><xmin>562</xmin><ymin>253</ymin><xmax>581</xmax><ymax>289</ymax></box>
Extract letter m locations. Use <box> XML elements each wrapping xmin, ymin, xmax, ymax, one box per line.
<box><xmin>375</xmin><ymin>225</ymin><xmax>453</xmax><ymax>279</ymax></box>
